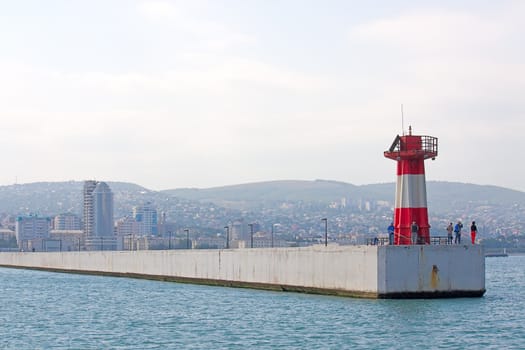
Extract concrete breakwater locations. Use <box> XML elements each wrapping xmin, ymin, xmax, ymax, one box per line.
<box><xmin>0</xmin><ymin>244</ymin><xmax>485</xmax><ymax>298</ymax></box>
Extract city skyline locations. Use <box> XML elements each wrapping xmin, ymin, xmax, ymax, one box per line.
<box><xmin>1</xmin><ymin>1</ymin><xmax>524</xmax><ymax>192</ymax></box>
<box><xmin>1</xmin><ymin>177</ymin><xmax>523</xmax><ymax>252</ymax></box>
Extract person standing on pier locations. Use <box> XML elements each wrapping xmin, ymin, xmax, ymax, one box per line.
<box><xmin>411</xmin><ymin>221</ymin><xmax>419</xmax><ymax>245</ymax></box>
<box><xmin>446</xmin><ymin>222</ymin><xmax>453</xmax><ymax>244</ymax></box>
<box><xmin>470</xmin><ymin>221</ymin><xmax>477</xmax><ymax>244</ymax></box>
<box><xmin>454</xmin><ymin>221</ymin><xmax>463</xmax><ymax>244</ymax></box>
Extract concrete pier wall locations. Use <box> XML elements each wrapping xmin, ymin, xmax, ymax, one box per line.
<box><xmin>378</xmin><ymin>245</ymin><xmax>485</xmax><ymax>297</ymax></box>
<box><xmin>0</xmin><ymin>244</ymin><xmax>485</xmax><ymax>298</ymax></box>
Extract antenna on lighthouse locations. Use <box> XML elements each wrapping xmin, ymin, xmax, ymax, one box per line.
<box><xmin>401</xmin><ymin>104</ymin><xmax>405</xmax><ymax>135</ymax></box>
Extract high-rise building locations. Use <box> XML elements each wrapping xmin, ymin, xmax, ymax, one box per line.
<box><xmin>133</xmin><ymin>202</ymin><xmax>158</xmax><ymax>236</ymax></box>
<box><xmin>83</xmin><ymin>180</ymin><xmax>115</xmax><ymax>250</ymax></box>
<box><xmin>83</xmin><ymin>180</ymin><xmax>98</xmax><ymax>241</ymax></box>
<box><xmin>93</xmin><ymin>182</ymin><xmax>114</xmax><ymax>237</ymax></box>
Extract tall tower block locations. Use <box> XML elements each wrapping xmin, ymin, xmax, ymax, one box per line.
<box><xmin>384</xmin><ymin>127</ymin><xmax>438</xmax><ymax>245</ymax></box>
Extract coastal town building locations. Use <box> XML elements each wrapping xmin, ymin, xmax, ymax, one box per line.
<box><xmin>15</xmin><ymin>214</ymin><xmax>51</xmax><ymax>251</ymax></box>
<box><xmin>83</xmin><ymin>181</ymin><xmax>116</xmax><ymax>250</ymax></box>
<box><xmin>53</xmin><ymin>213</ymin><xmax>81</xmax><ymax>231</ymax></box>
<box><xmin>132</xmin><ymin>202</ymin><xmax>158</xmax><ymax>236</ymax></box>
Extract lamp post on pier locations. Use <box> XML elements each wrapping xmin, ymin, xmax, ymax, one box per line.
<box><xmin>248</xmin><ymin>223</ymin><xmax>254</xmax><ymax>248</ymax></box>
<box><xmin>271</xmin><ymin>224</ymin><xmax>275</xmax><ymax>248</ymax></box>
<box><xmin>321</xmin><ymin>218</ymin><xmax>328</xmax><ymax>247</ymax></box>
<box><xmin>184</xmin><ymin>229</ymin><xmax>190</xmax><ymax>249</ymax></box>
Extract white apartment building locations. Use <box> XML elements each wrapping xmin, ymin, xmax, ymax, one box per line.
<box><xmin>15</xmin><ymin>215</ymin><xmax>51</xmax><ymax>251</ymax></box>
<box><xmin>54</xmin><ymin>213</ymin><xmax>81</xmax><ymax>230</ymax></box>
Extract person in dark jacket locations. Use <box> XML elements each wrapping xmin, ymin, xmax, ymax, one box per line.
<box><xmin>470</xmin><ymin>221</ymin><xmax>477</xmax><ymax>244</ymax></box>
<box><xmin>411</xmin><ymin>221</ymin><xmax>419</xmax><ymax>245</ymax></box>
<box><xmin>454</xmin><ymin>221</ymin><xmax>463</xmax><ymax>244</ymax></box>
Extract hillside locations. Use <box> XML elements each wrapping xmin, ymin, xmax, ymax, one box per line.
<box><xmin>164</xmin><ymin>180</ymin><xmax>525</xmax><ymax>213</ymax></box>
<box><xmin>1</xmin><ymin>180</ymin><xmax>523</xmax><ymax>217</ymax></box>
<box><xmin>161</xmin><ymin>180</ymin><xmax>525</xmax><ymax>237</ymax></box>
<box><xmin>164</xmin><ymin>180</ymin><xmax>361</xmax><ymax>208</ymax></box>
<box><xmin>0</xmin><ymin>180</ymin><xmax>523</xmax><ymax>238</ymax></box>
<box><xmin>0</xmin><ymin>181</ymin><xmax>166</xmax><ymax>217</ymax></box>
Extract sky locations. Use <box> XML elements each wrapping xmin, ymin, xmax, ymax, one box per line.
<box><xmin>0</xmin><ymin>0</ymin><xmax>524</xmax><ymax>192</ymax></box>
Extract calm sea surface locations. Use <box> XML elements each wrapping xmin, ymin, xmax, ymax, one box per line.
<box><xmin>0</xmin><ymin>255</ymin><xmax>523</xmax><ymax>349</ymax></box>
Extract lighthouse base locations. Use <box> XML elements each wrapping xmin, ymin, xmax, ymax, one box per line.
<box><xmin>0</xmin><ymin>245</ymin><xmax>485</xmax><ymax>299</ymax></box>
<box><xmin>377</xmin><ymin>244</ymin><xmax>485</xmax><ymax>298</ymax></box>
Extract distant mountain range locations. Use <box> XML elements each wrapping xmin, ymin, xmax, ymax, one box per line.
<box><xmin>165</xmin><ymin>180</ymin><xmax>525</xmax><ymax>213</ymax></box>
<box><xmin>0</xmin><ymin>179</ymin><xmax>523</xmax><ymax>218</ymax></box>
<box><xmin>0</xmin><ymin>181</ymin><xmax>163</xmax><ymax>217</ymax></box>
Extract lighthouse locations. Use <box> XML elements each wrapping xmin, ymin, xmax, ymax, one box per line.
<box><xmin>384</xmin><ymin>126</ymin><xmax>438</xmax><ymax>245</ymax></box>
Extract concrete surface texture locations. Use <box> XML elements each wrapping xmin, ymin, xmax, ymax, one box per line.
<box><xmin>0</xmin><ymin>245</ymin><xmax>485</xmax><ymax>298</ymax></box>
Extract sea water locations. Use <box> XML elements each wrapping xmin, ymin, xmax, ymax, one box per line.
<box><xmin>0</xmin><ymin>256</ymin><xmax>523</xmax><ymax>349</ymax></box>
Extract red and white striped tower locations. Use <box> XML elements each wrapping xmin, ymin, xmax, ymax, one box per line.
<box><xmin>384</xmin><ymin>126</ymin><xmax>438</xmax><ymax>245</ymax></box>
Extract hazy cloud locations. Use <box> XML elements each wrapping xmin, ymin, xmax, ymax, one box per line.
<box><xmin>0</xmin><ymin>1</ymin><xmax>524</xmax><ymax>191</ymax></box>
